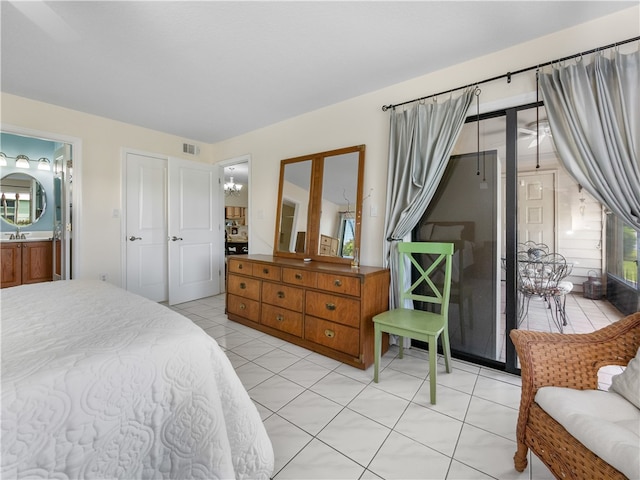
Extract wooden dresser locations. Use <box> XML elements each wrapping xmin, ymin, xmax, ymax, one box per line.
<box><xmin>226</xmin><ymin>254</ymin><xmax>389</xmax><ymax>369</ymax></box>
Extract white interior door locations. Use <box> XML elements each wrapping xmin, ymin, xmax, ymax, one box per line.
<box><xmin>168</xmin><ymin>157</ymin><xmax>220</xmax><ymax>305</ymax></box>
<box><xmin>517</xmin><ymin>171</ymin><xmax>556</xmax><ymax>250</ymax></box>
<box><xmin>52</xmin><ymin>144</ymin><xmax>72</xmax><ymax>280</ymax></box>
<box><xmin>125</xmin><ymin>152</ymin><xmax>168</xmax><ymax>302</ymax></box>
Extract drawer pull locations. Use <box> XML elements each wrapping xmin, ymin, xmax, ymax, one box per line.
<box><xmin>334</xmin><ymin>279</ymin><xmax>342</xmax><ymax>287</ymax></box>
<box><xmin>276</xmin><ymin>315</ymin><xmax>284</xmax><ymax>322</ymax></box>
<box><xmin>277</xmin><ymin>291</ymin><xmax>285</xmax><ymax>298</ymax></box>
<box><xmin>240</xmin><ymin>282</ymin><xmax>246</xmax><ymax>289</ymax></box>
<box><xmin>263</xmin><ymin>268</ymin><xmax>269</xmax><ymax>274</ymax></box>
<box><xmin>238</xmin><ymin>264</ymin><xmax>243</xmax><ymax>270</ymax></box>
<box><xmin>295</xmin><ymin>273</ymin><xmax>303</xmax><ymax>280</ymax></box>
<box><xmin>324</xmin><ymin>329</ymin><xmax>335</xmax><ymax>338</ymax></box>
<box><xmin>325</xmin><ymin>303</ymin><xmax>336</xmax><ymax>311</ymax></box>
<box><xmin>239</xmin><ymin>303</ymin><xmax>246</xmax><ymax>310</ymax></box>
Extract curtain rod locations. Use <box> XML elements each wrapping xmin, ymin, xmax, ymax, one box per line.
<box><xmin>381</xmin><ymin>36</ymin><xmax>640</xmax><ymax>112</ymax></box>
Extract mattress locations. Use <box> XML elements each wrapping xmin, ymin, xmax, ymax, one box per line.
<box><xmin>1</xmin><ymin>280</ymin><xmax>274</xmax><ymax>479</ymax></box>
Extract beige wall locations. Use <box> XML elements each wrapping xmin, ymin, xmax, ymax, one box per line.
<box><xmin>1</xmin><ymin>6</ymin><xmax>637</xmax><ymax>283</ymax></box>
<box><xmin>1</xmin><ymin>97</ymin><xmax>212</xmax><ymax>284</ymax></box>
<box><xmin>211</xmin><ymin>6</ymin><xmax>638</xmax><ymax>266</ymax></box>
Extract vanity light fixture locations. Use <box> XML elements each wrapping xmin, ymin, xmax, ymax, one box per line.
<box><xmin>15</xmin><ymin>155</ymin><xmax>30</xmax><ymax>169</ymax></box>
<box><xmin>0</xmin><ymin>152</ymin><xmax>6</xmax><ymax>167</ymax></box>
<box><xmin>224</xmin><ymin>176</ymin><xmax>243</xmax><ymax>196</ymax></box>
<box><xmin>38</xmin><ymin>157</ymin><xmax>51</xmax><ymax>171</ymax></box>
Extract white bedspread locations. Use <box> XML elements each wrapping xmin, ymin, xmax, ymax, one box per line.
<box><xmin>1</xmin><ymin>280</ymin><xmax>274</xmax><ymax>479</ymax></box>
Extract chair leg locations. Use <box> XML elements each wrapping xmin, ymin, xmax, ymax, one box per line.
<box><xmin>513</xmin><ymin>442</ymin><xmax>529</xmax><ymax>472</ymax></box>
<box><xmin>441</xmin><ymin>329</ymin><xmax>452</xmax><ymax>374</ymax></box>
<box><xmin>374</xmin><ymin>324</ymin><xmax>381</xmax><ymax>383</ymax></box>
<box><xmin>518</xmin><ymin>293</ymin><xmax>531</xmax><ymax>327</ymax></box>
<box><xmin>550</xmin><ymin>295</ymin><xmax>569</xmax><ymax>333</ymax></box>
<box><xmin>428</xmin><ymin>335</ymin><xmax>437</xmax><ymax>405</ymax></box>
<box><xmin>398</xmin><ymin>336</ymin><xmax>404</xmax><ymax>359</ymax></box>
<box><xmin>560</xmin><ymin>294</ymin><xmax>568</xmax><ymax>326</ymax></box>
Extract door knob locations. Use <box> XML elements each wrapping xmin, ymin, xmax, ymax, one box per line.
<box><xmin>171</xmin><ymin>236</ymin><xmax>183</xmax><ymax>241</ymax></box>
<box><xmin>129</xmin><ymin>236</ymin><xmax>142</xmax><ymax>241</ymax></box>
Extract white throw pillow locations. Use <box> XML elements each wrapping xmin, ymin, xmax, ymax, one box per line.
<box><xmin>610</xmin><ymin>346</ymin><xmax>640</xmax><ymax>409</ymax></box>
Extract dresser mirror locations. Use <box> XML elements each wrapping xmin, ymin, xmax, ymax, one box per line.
<box><xmin>274</xmin><ymin>145</ymin><xmax>365</xmax><ymax>265</ymax></box>
<box><xmin>0</xmin><ymin>173</ymin><xmax>47</xmax><ymax>226</ymax></box>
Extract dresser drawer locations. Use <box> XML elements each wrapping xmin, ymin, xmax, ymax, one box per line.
<box><xmin>228</xmin><ymin>258</ymin><xmax>253</xmax><ymax>275</ymax></box>
<box><xmin>317</xmin><ymin>273</ymin><xmax>361</xmax><ymax>297</ymax></box>
<box><xmin>262</xmin><ymin>281</ymin><xmax>303</xmax><ymax>311</ymax></box>
<box><xmin>305</xmin><ymin>316</ymin><xmax>359</xmax><ymax>357</ymax></box>
<box><xmin>227</xmin><ymin>274</ymin><xmax>261</xmax><ymax>301</ymax></box>
<box><xmin>305</xmin><ymin>291</ymin><xmax>360</xmax><ymax>328</ymax></box>
<box><xmin>282</xmin><ymin>267</ymin><xmax>317</xmax><ymax>288</ymax></box>
<box><xmin>261</xmin><ymin>303</ymin><xmax>303</xmax><ymax>337</ymax></box>
<box><xmin>252</xmin><ymin>263</ymin><xmax>282</xmax><ymax>281</ymax></box>
<box><xmin>227</xmin><ymin>294</ymin><xmax>260</xmax><ymax>323</ymax></box>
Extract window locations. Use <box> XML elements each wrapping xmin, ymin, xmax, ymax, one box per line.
<box><xmin>607</xmin><ymin>214</ymin><xmax>639</xmax><ymax>288</ymax></box>
<box><xmin>338</xmin><ymin>214</ymin><xmax>355</xmax><ymax>257</ymax></box>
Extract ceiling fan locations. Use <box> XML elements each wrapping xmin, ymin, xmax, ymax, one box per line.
<box><xmin>518</xmin><ymin>120</ymin><xmax>552</xmax><ymax>148</ymax></box>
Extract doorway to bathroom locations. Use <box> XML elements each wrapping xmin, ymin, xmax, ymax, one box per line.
<box><xmin>0</xmin><ymin>129</ymin><xmax>75</xmax><ymax>281</ymax></box>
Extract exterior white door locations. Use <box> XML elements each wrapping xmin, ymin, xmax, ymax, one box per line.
<box><xmin>168</xmin><ymin>157</ymin><xmax>220</xmax><ymax>305</ymax></box>
<box><xmin>517</xmin><ymin>171</ymin><xmax>556</xmax><ymax>251</ymax></box>
<box><xmin>125</xmin><ymin>152</ymin><xmax>168</xmax><ymax>302</ymax></box>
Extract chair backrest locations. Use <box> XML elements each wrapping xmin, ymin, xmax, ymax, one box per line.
<box><xmin>517</xmin><ymin>252</ymin><xmax>571</xmax><ymax>296</ymax></box>
<box><xmin>539</xmin><ymin>253</ymin><xmax>572</xmax><ymax>294</ymax></box>
<box><xmin>518</xmin><ymin>241</ymin><xmax>549</xmax><ymax>260</ymax></box>
<box><xmin>397</xmin><ymin>242</ymin><xmax>454</xmax><ymax>315</ymax></box>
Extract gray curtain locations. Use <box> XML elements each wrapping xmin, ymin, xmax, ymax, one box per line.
<box><xmin>539</xmin><ymin>50</ymin><xmax>640</xmax><ymax>231</ymax></box>
<box><xmin>384</xmin><ymin>89</ymin><xmax>474</xmax><ymax>309</ymax></box>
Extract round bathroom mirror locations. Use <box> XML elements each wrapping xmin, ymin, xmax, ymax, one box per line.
<box><xmin>0</xmin><ymin>173</ymin><xmax>47</xmax><ymax>226</ymax></box>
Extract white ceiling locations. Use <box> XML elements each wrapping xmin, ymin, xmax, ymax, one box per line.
<box><xmin>1</xmin><ymin>1</ymin><xmax>634</xmax><ymax>144</ymax></box>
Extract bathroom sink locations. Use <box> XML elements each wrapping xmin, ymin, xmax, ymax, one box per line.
<box><xmin>1</xmin><ymin>237</ymin><xmax>53</xmax><ymax>243</ymax></box>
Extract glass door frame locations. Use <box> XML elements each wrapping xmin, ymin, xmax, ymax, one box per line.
<box><xmin>453</xmin><ymin>102</ymin><xmax>543</xmax><ymax>374</ymax></box>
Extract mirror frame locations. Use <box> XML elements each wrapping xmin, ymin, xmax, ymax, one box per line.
<box><xmin>273</xmin><ymin>145</ymin><xmax>365</xmax><ymax>265</ymax></box>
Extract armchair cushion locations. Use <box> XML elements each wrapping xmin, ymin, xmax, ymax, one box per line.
<box><xmin>610</xmin><ymin>346</ymin><xmax>640</xmax><ymax>409</ymax></box>
<box><xmin>536</xmin><ymin>387</ymin><xmax>640</xmax><ymax>480</ymax></box>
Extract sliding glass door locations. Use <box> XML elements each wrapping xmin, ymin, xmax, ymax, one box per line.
<box><xmin>413</xmin><ymin>112</ymin><xmax>507</xmax><ymax>368</ymax></box>
<box><xmin>411</xmin><ymin>102</ymin><xmax>609</xmax><ymax>372</ymax></box>
<box><xmin>414</xmin><ymin>149</ymin><xmax>501</xmax><ymax>364</ymax></box>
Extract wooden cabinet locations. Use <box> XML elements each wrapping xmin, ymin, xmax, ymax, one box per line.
<box><xmin>1</xmin><ymin>241</ymin><xmax>53</xmax><ymax>288</ymax></box>
<box><xmin>226</xmin><ymin>254</ymin><xmax>389</xmax><ymax>369</ymax></box>
<box><xmin>1</xmin><ymin>242</ymin><xmax>22</xmax><ymax>288</ymax></box>
<box><xmin>319</xmin><ymin>234</ymin><xmax>339</xmax><ymax>256</ymax></box>
<box><xmin>225</xmin><ymin>206</ymin><xmax>247</xmax><ymax>219</ymax></box>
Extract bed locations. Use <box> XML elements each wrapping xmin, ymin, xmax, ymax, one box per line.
<box><xmin>1</xmin><ymin>279</ymin><xmax>274</xmax><ymax>479</ymax></box>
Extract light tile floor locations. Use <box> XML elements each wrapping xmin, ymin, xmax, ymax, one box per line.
<box><xmin>170</xmin><ymin>293</ymin><xmax>625</xmax><ymax>480</ymax></box>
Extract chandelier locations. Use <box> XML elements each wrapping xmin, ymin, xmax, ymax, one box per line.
<box><xmin>224</xmin><ymin>176</ymin><xmax>243</xmax><ymax>196</ymax></box>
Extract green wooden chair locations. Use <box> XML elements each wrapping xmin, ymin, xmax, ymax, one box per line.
<box><xmin>373</xmin><ymin>242</ymin><xmax>454</xmax><ymax>404</ymax></box>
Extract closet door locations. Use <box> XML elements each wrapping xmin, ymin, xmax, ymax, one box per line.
<box><xmin>168</xmin><ymin>157</ymin><xmax>221</xmax><ymax>305</ymax></box>
<box><xmin>125</xmin><ymin>152</ymin><xmax>168</xmax><ymax>302</ymax></box>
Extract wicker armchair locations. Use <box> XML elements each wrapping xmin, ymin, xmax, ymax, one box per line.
<box><xmin>510</xmin><ymin>312</ymin><xmax>640</xmax><ymax>479</ymax></box>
